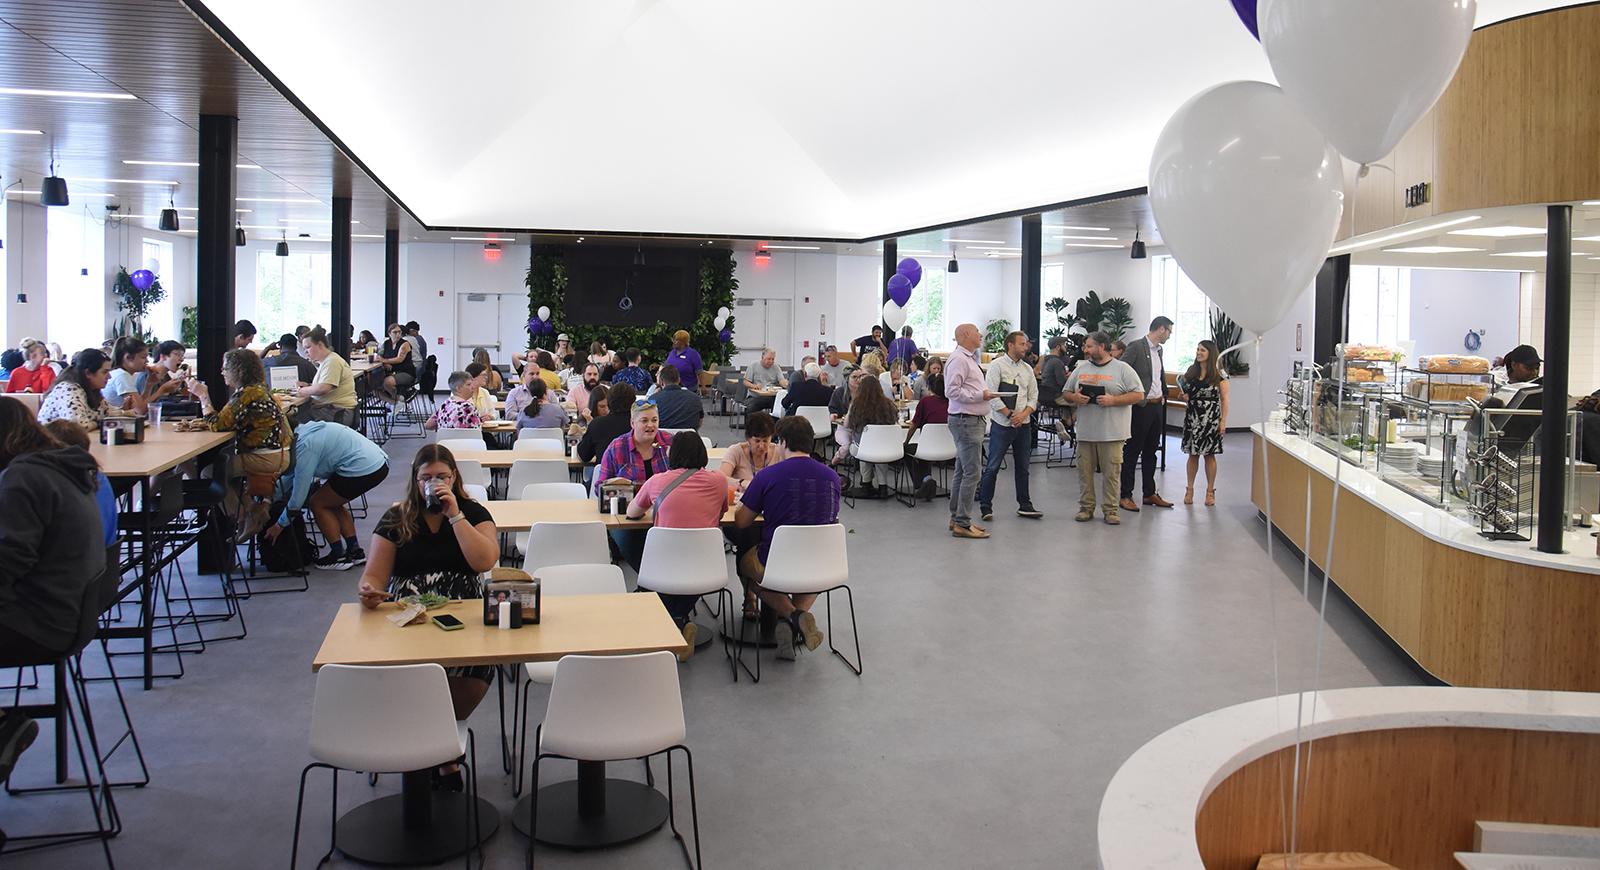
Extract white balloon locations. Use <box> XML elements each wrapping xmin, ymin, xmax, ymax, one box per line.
<box><xmin>717</xmin><ymin>306</ymin><xmax>731</xmax><ymax>319</ymax></box>
<box><xmin>144</xmin><ymin>257</ymin><xmax>160</xmax><ymax>274</ymax></box>
<box><xmin>881</xmin><ymin>299</ymin><xmax>907</xmax><ymax>333</ymax></box>
<box><xmin>1260</xmin><ymin>0</ymin><xmax>1476</xmax><ymax>165</ymax></box>
<box><xmin>1149</xmin><ymin>81</ymin><xmax>1344</xmax><ymax>336</ymax></box>
<box><xmin>713</xmin><ymin>315</ymin><xmax>727</xmax><ymax>330</ymax></box>
<box><xmin>537</xmin><ymin>305</ymin><xmax>551</xmax><ymax>321</ymax></box>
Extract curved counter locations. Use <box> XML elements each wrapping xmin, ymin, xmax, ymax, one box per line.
<box><xmin>1252</xmin><ymin>426</ymin><xmax>1600</xmax><ymax>692</ymax></box>
<box><xmin>1098</xmin><ymin>686</ymin><xmax>1600</xmax><ymax>870</ymax></box>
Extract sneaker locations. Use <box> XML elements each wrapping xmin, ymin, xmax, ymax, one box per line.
<box><xmin>314</xmin><ymin>550</ymin><xmax>353</xmax><ymax>570</ymax></box>
<box><xmin>1017</xmin><ymin>506</ymin><xmax>1043</xmax><ymax>519</ymax></box>
<box><xmin>678</xmin><ymin>623</ymin><xmax>697</xmax><ymax>662</ymax></box>
<box><xmin>980</xmin><ymin>506</ymin><xmax>995</xmax><ymax>521</ymax></box>
<box><xmin>775</xmin><ymin>620</ymin><xmax>799</xmax><ymax>661</ymax></box>
<box><xmin>794</xmin><ymin>611</ymin><xmax>823</xmax><ymax>651</ymax></box>
<box><xmin>1074</xmin><ymin>510</ymin><xmax>1093</xmax><ymax>522</ymax></box>
<box><xmin>341</xmin><ymin>548</ymin><xmax>367</xmax><ymax>569</ymax></box>
<box><xmin>1104</xmin><ymin>514</ymin><xmax>1122</xmax><ymax>525</ymax></box>
<box><xmin>916</xmin><ymin>477</ymin><xmax>937</xmax><ymax>500</ymax></box>
<box><xmin>1054</xmin><ymin>420</ymin><xmax>1070</xmax><ymax>437</ymax></box>
<box><xmin>0</xmin><ymin>713</ymin><xmax>39</xmax><ymax>783</ymax></box>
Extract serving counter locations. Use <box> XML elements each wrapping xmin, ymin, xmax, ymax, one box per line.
<box><xmin>1251</xmin><ymin>424</ymin><xmax>1600</xmax><ymax>692</ymax></box>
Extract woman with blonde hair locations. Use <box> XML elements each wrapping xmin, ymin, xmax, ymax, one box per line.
<box><xmin>471</xmin><ymin>347</ymin><xmax>504</xmax><ymax>392</ymax></box>
<box><xmin>1179</xmin><ymin>339</ymin><xmax>1230</xmax><ymax>506</ymax></box>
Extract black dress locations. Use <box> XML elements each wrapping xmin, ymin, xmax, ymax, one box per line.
<box><xmin>1180</xmin><ymin>376</ymin><xmax>1225</xmax><ymax>456</ymax></box>
<box><xmin>375</xmin><ymin>497</ymin><xmax>494</xmax><ymax>682</ymax></box>
<box><xmin>381</xmin><ymin>338</ymin><xmax>415</xmax><ymax>377</ymax></box>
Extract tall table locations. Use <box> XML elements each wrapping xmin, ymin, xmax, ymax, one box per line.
<box><xmin>312</xmin><ymin>594</ymin><xmax>690</xmax><ymax>862</ymax></box>
<box><xmin>91</xmin><ymin>426</ymin><xmax>235</xmax><ymax>690</ymax></box>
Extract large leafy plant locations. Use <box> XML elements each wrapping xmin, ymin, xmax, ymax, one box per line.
<box><xmin>982</xmin><ymin>318</ymin><xmax>1012</xmax><ymax>354</ymax></box>
<box><xmin>1210</xmin><ymin>308</ymin><xmax>1250</xmax><ymax>376</ymax></box>
<box><xmin>525</xmin><ymin>247</ymin><xmax>737</xmax><ymax>367</ymax></box>
<box><xmin>1046</xmin><ymin>290</ymin><xmax>1133</xmax><ymax>368</ymax></box>
<box><xmin>111</xmin><ymin>266</ymin><xmax>165</xmax><ymax>342</ymax></box>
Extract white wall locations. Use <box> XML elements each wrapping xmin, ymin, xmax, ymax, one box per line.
<box><xmin>399</xmin><ymin>241</ymin><xmax>532</xmax><ymax>371</ymax></box>
<box><xmin>1520</xmin><ymin>270</ymin><xmax>1600</xmax><ymax>396</ymax></box>
<box><xmin>104</xmin><ymin>223</ymin><xmax>193</xmax><ymax>343</ymax></box>
<box><xmin>1045</xmin><ymin>248</ymin><xmax>1157</xmax><ymax>335</ymax></box>
<box><xmin>4</xmin><ymin>201</ymin><xmax>47</xmax><ymax>346</ymax></box>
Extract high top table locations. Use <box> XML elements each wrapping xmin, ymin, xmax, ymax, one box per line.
<box><xmin>312</xmin><ymin>595</ymin><xmax>690</xmax><ymax>863</ymax></box>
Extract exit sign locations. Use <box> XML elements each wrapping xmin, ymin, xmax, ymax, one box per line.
<box><xmin>1404</xmin><ymin>182</ymin><xmax>1431</xmax><ymax>209</ymax></box>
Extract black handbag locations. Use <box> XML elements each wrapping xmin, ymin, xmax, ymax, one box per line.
<box><xmin>258</xmin><ymin>510</ymin><xmax>317</xmax><ymax>572</ymax></box>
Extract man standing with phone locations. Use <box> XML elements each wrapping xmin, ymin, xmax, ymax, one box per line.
<box><xmin>944</xmin><ymin>323</ymin><xmax>1000</xmax><ymax>539</ymax></box>
<box><xmin>1119</xmin><ymin>316</ymin><xmax>1175</xmax><ymax>512</ymax></box>
<box><xmin>977</xmin><ymin>330</ymin><xmax>1042</xmax><ymax>521</ymax></box>
<box><xmin>1064</xmin><ymin>332</ymin><xmax>1145</xmax><ymax>524</ymax></box>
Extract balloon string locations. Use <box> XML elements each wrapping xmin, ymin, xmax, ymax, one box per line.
<box><xmin>1250</xmin><ymin>333</ymin><xmax>1291</xmax><ymax>856</ymax></box>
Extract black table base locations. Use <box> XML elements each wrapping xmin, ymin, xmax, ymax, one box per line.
<box><xmin>335</xmin><ymin>790</ymin><xmax>499</xmax><ymax>865</ymax></box>
<box><xmin>512</xmin><ymin>764</ymin><xmax>669</xmax><ymax>848</ymax></box>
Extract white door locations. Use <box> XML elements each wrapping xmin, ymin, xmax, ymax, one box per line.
<box><xmin>456</xmin><ymin>292</ymin><xmax>503</xmax><ymax>370</ymax></box>
<box><xmin>730</xmin><ymin>298</ymin><xmax>794</xmax><ymax>367</ymax></box>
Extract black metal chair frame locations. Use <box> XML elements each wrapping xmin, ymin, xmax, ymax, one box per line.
<box><xmin>735</xmin><ymin>584</ymin><xmax>861</xmax><ymax>683</ymax></box>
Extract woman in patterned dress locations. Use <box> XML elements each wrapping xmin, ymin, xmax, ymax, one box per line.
<box><xmin>356</xmin><ymin>444</ymin><xmax>499</xmax><ymax>790</ymax></box>
<box><xmin>1180</xmin><ymin>339</ymin><xmax>1229</xmax><ymax>507</ymax></box>
<box><xmin>37</xmin><ymin>349</ymin><xmax>132</xmax><ymax>431</ymax></box>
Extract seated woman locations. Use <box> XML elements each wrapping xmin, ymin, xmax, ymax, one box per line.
<box><xmin>593</xmin><ymin>396</ymin><xmax>673</xmax><ymax>570</ymax></box>
<box><xmin>513</xmin><ymin>379</ymin><xmax>566</xmax><ymax>433</ymax></box>
<box><xmin>374</xmin><ymin>323</ymin><xmax>416</xmax><ymax>403</ymax></box>
<box><xmin>879</xmin><ymin>357</ymin><xmax>912</xmax><ymax>402</ymax></box>
<box><xmin>104</xmin><ymin>336</ymin><xmax>183</xmax><ymax>416</ymax></box>
<box><xmin>574</xmin><ymin>384</ymin><xmax>630</xmax><ymax>489</ymax></box>
<box><xmin>356</xmin><ymin>444</ymin><xmax>498</xmax><ymax>790</ymax></box>
<box><xmin>356</xmin><ymin>329</ymin><xmax>378</xmax><ymax>350</ymax></box>
<box><xmin>471</xmin><ymin>347</ymin><xmax>504</xmax><ymax>392</ymax></box>
<box><xmin>720</xmin><ymin>411</ymin><xmax>778</xmax><ymax>493</ymax></box>
<box><xmin>42</xmin><ymin>420</ymin><xmax>118</xmax><ymax>550</ymax></box>
<box><xmin>903</xmin><ymin>372</ymin><xmax>949</xmax><ymax>500</ymax></box>
<box><xmin>38</xmin><ymin>349</ymin><xmax>129</xmax><ymax>431</ymax></box>
<box><xmin>912</xmin><ymin>356</ymin><xmax>944</xmax><ymax>399</ymax></box>
<box><xmin>424</xmin><ymin>371</ymin><xmax>487</xmax><ymax>432</ymax></box>
<box><xmin>189</xmin><ymin>349</ymin><xmax>295</xmax><ymax>537</ymax></box>
<box><xmin>4</xmin><ymin>340</ymin><xmax>55</xmax><ymax>394</ymax></box>
<box><xmin>844</xmin><ymin>370</ymin><xmax>900</xmax><ymax>498</ymax></box>
<box><xmin>625</xmin><ymin>432</ymin><xmax>735</xmax><ymax>657</ymax></box>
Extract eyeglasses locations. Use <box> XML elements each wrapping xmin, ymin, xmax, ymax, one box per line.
<box><xmin>417</xmin><ymin>473</ymin><xmax>455</xmax><ymax>485</ymax></box>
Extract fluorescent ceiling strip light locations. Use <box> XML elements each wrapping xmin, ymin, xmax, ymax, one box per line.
<box><xmin>122</xmin><ymin>160</ymin><xmax>260</xmax><ymax>169</ymax></box>
<box><xmin>0</xmin><ymin>86</ymin><xmax>134</xmax><ymax>99</ymax></box>
<box><xmin>0</xmin><ymin>128</ymin><xmax>43</xmax><ymax>135</ymax></box>
<box><xmin>66</xmin><ymin>177</ymin><xmax>177</xmax><ymax>185</ymax></box>
<box><xmin>1585</xmin><ymin>202</ymin><xmax>1600</xmax><ymax>206</ymax></box>
<box><xmin>7</xmin><ymin>190</ymin><xmax>117</xmax><ymax>197</ymax></box>
<box><xmin>239</xmin><ymin>224</ymin><xmax>294</xmax><ymax>230</ymax></box>
<box><xmin>449</xmin><ymin>236</ymin><xmax>518</xmax><ymax>242</ymax></box>
<box><xmin>1382</xmin><ymin>245</ymin><xmax>1486</xmax><ymax>254</ymax></box>
<box><xmin>1488</xmin><ymin>251</ymin><xmax>1590</xmax><ymax>258</ymax></box>
<box><xmin>1575</xmin><ymin>235</ymin><xmax>1600</xmax><ymax>242</ymax></box>
<box><xmin>176</xmin><ymin>207</ymin><xmax>251</xmax><ymax>213</ymax></box>
<box><xmin>1045</xmin><ymin>225</ymin><xmax>1111</xmax><ymax>232</ymax></box>
<box><xmin>279</xmin><ymin>218</ymin><xmax>360</xmax><ymax>225</ymax></box>
<box><xmin>1063</xmin><ymin>243</ymin><xmax>1124</xmax><ymax>248</ymax></box>
<box><xmin>1448</xmin><ymin>225</ymin><xmax>1545</xmax><ymax>237</ymax></box>
<box><xmin>761</xmin><ymin>244</ymin><xmax>820</xmax><ymax>250</ymax></box>
<box><xmin>1328</xmin><ymin>215</ymin><xmax>1482</xmax><ymax>255</ymax></box>
<box><xmin>237</xmin><ymin>197</ymin><xmax>321</xmax><ymax>203</ymax></box>
<box><xmin>945</xmin><ymin>238</ymin><xmax>1006</xmax><ymax>244</ymax></box>
<box><xmin>1052</xmin><ymin>235</ymin><xmax>1120</xmax><ymax>241</ymax></box>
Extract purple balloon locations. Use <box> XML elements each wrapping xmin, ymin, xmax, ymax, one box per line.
<box><xmin>886</xmin><ymin>273</ymin><xmax>912</xmax><ymax>307</ymax></box>
<box><xmin>527</xmin><ymin>317</ymin><xmax>543</xmax><ymax>335</ymax></box>
<box><xmin>1230</xmin><ymin>0</ymin><xmax>1258</xmax><ymax>39</ymax></box>
<box><xmin>130</xmin><ymin>269</ymin><xmax>155</xmax><ymax>292</ymax></box>
<box><xmin>542</xmin><ymin>321</ymin><xmax>556</xmax><ymax>336</ymax></box>
<box><xmin>718</xmin><ymin>328</ymin><xmax>733</xmax><ymax>343</ymax></box>
<box><xmin>895</xmin><ymin>257</ymin><xmax>923</xmax><ymax>289</ymax></box>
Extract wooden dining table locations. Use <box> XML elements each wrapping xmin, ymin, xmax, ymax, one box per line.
<box><xmin>312</xmin><ymin>594</ymin><xmax>690</xmax><ymax>861</ymax></box>
<box><xmin>484</xmin><ymin>497</ymin><xmax>741</xmax><ymax>531</ymax></box>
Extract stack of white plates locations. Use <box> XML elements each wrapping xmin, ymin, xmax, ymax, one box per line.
<box><xmin>1416</xmin><ymin>453</ymin><xmax>1446</xmax><ymax>479</ymax></box>
<box><xmin>1380</xmin><ymin>441</ymin><xmax>1419</xmax><ymax>474</ymax></box>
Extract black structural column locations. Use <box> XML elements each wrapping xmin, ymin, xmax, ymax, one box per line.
<box><xmin>384</xmin><ymin>228</ymin><xmax>400</xmax><ymax>329</ymax></box>
<box><xmin>1537</xmin><ymin>204</ymin><xmax>1572</xmax><ymax>554</ymax></box>
<box><xmin>880</xmin><ymin>239</ymin><xmax>897</xmax><ymax>321</ymax></box>
<box><xmin>331</xmin><ymin>196</ymin><xmax>353</xmax><ymax>359</ymax></box>
<box><xmin>1021</xmin><ymin>215</ymin><xmax>1042</xmax><ymax>343</ymax></box>
<box><xmin>196</xmin><ymin>115</ymin><xmax>238</xmax><ymax>400</ymax></box>
<box><xmin>1314</xmin><ymin>255</ymin><xmax>1352</xmax><ymax>368</ymax></box>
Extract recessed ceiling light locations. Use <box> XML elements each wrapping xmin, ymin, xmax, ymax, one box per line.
<box><xmin>945</xmin><ymin>238</ymin><xmax>1007</xmax><ymax>244</ymax></box>
<box><xmin>239</xmin><ymin>224</ymin><xmax>293</xmax><ymax>230</ymax></box>
<box><xmin>1063</xmin><ymin>243</ymin><xmax>1124</xmax><ymax>248</ymax></box>
<box><xmin>66</xmin><ymin>177</ymin><xmax>177</xmax><ymax>186</ymax></box>
<box><xmin>1046</xmin><ymin>225</ymin><xmax>1111</xmax><ymax>232</ymax></box>
<box><xmin>1584</xmin><ymin>202</ymin><xmax>1600</xmax><ymax>206</ymax></box>
<box><xmin>1449</xmin><ymin>226</ymin><xmax>1546</xmax><ymax>237</ymax></box>
<box><xmin>351</xmin><ymin>233</ymin><xmax>384</xmax><ymax>239</ymax></box>
<box><xmin>1053</xmin><ymin>235</ymin><xmax>1120</xmax><ymax>241</ymax></box>
<box><xmin>175</xmin><ymin>207</ymin><xmax>251</xmax><ymax>213</ymax></box>
<box><xmin>6</xmin><ymin>190</ymin><xmax>117</xmax><ymax>197</ymax></box>
<box><xmin>0</xmin><ymin>128</ymin><xmax>43</xmax><ymax>135</ymax></box>
<box><xmin>1487</xmin><ymin>251</ymin><xmax>1587</xmax><ymax>258</ymax></box>
<box><xmin>1575</xmin><ymin>235</ymin><xmax>1600</xmax><ymax>242</ymax></box>
<box><xmin>237</xmin><ymin>197</ymin><xmax>321</xmax><ymax>203</ymax></box>
<box><xmin>122</xmin><ymin>160</ymin><xmax>260</xmax><ymax>169</ymax></box>
<box><xmin>1329</xmin><ymin>215</ymin><xmax>1483</xmax><ymax>255</ymax></box>
<box><xmin>449</xmin><ymin>236</ymin><xmax>516</xmax><ymax>242</ymax></box>
<box><xmin>0</xmin><ymin>86</ymin><xmax>134</xmax><ymax>100</ymax></box>
<box><xmin>1383</xmin><ymin>245</ymin><xmax>1486</xmax><ymax>254</ymax></box>
<box><xmin>762</xmin><ymin>244</ymin><xmax>821</xmax><ymax>250</ymax></box>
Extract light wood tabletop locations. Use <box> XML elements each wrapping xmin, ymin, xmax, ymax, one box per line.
<box><xmin>449</xmin><ymin>446</ymin><xmax>726</xmax><ymax>470</ymax></box>
<box><xmin>90</xmin><ymin>426</ymin><xmax>235</xmax><ymax>478</ymax></box>
<box><xmin>485</xmin><ymin>497</ymin><xmax>741</xmax><ymax>530</ymax></box>
<box><xmin>311</xmin><ymin>594</ymin><xmax>689</xmax><ymax>670</ymax></box>
<box><xmin>1</xmin><ymin>392</ymin><xmax>42</xmax><ymax>414</ymax></box>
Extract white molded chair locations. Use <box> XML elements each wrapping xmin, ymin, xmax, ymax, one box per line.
<box><xmin>847</xmin><ymin>424</ymin><xmax>912</xmax><ymax>507</ymax></box>
<box><xmin>507</xmin><ymin>459</ymin><xmax>571</xmax><ymax>500</ymax></box>
<box><xmin>518</xmin><ymin>521</ymin><xmax>610</xmax><ymax>574</ymax></box>
<box><xmin>525</xmin><ymin>652</ymin><xmax>701</xmax><ymax>870</ymax></box>
<box><xmin>513</xmin><ymin>438</ymin><xmax>565</xmax><ymax>455</ymax></box>
<box><xmin>453</xmin><ymin>459</ymin><xmax>486</xmax><ymax>488</ymax></box>
<box><xmin>637</xmin><ymin>527</ymin><xmax>737</xmax><ymax>679</ymax></box>
<box><xmin>771</xmin><ymin>388</ymin><xmax>788</xmax><ymax>414</ymax></box>
<box><xmin>463</xmin><ymin>483</ymin><xmax>490</xmax><ymax>503</ymax></box>
<box><xmin>513</xmin><ymin>564</ymin><xmax>628</xmax><ymax>796</ymax></box>
<box><xmin>911</xmin><ymin>422</ymin><xmax>958</xmax><ymax>498</ymax></box>
<box><xmin>292</xmin><ymin>663</ymin><xmax>480</xmax><ymax>869</ymax></box>
<box><xmin>436</xmin><ymin>437</ymin><xmax>483</xmax><ymax>456</ymax></box>
<box><xmin>518</xmin><ymin>427</ymin><xmax>564</xmax><ymax>443</ymax></box>
<box><xmin>509</xmin><ymin>484</ymin><xmax>589</xmax><ymax>547</ymax></box>
<box><xmin>795</xmin><ymin>405</ymin><xmax>833</xmax><ymax>442</ymax></box>
<box><xmin>741</xmin><ymin>523</ymin><xmax>858</xmax><ymax>682</ymax></box>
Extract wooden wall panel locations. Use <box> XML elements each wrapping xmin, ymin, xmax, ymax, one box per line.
<box><xmin>1196</xmin><ymin>727</ymin><xmax>1600</xmax><ymax>870</ymax></box>
<box><xmin>1251</xmin><ymin>436</ymin><xmax>1600</xmax><ymax>691</ymax></box>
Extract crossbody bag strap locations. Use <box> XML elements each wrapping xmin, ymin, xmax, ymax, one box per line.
<box><xmin>653</xmin><ymin>468</ymin><xmax>698</xmax><ymax>509</ymax></box>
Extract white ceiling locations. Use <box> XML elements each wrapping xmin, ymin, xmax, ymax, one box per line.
<box><xmin>199</xmin><ymin>0</ymin><xmax>1576</xmax><ymax>242</ymax></box>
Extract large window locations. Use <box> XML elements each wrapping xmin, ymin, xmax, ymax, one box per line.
<box><xmin>902</xmin><ymin>265</ymin><xmax>947</xmax><ymax>353</ymax></box>
<box><xmin>1149</xmin><ymin>255</ymin><xmax>1212</xmax><ymax>371</ymax></box>
<box><xmin>142</xmin><ymin>239</ymin><xmax>176</xmax><ymax>341</ymax></box>
<box><xmin>1040</xmin><ymin>262</ymin><xmax>1064</xmax><ymax>339</ymax></box>
<box><xmin>45</xmin><ymin>205</ymin><xmax>105</xmax><ymax>352</ymax></box>
<box><xmin>255</xmin><ymin>250</ymin><xmax>331</xmax><ymax>336</ymax></box>
<box><xmin>1347</xmin><ymin>265</ymin><xmax>1410</xmax><ymax>349</ymax></box>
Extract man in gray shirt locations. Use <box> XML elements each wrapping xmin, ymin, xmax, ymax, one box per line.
<box><xmin>818</xmin><ymin>344</ymin><xmax>852</xmax><ymax>388</ymax></box>
<box><xmin>1038</xmin><ymin>335</ymin><xmax>1069</xmax><ymax>428</ymax></box>
<box><xmin>743</xmin><ymin>346</ymin><xmax>788</xmax><ymax>415</ymax></box>
<box><xmin>1064</xmin><ymin>331</ymin><xmax>1146</xmax><ymax>525</ymax></box>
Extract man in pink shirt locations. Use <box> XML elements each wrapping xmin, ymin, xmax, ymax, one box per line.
<box><xmin>944</xmin><ymin>323</ymin><xmax>999</xmax><ymax>539</ymax></box>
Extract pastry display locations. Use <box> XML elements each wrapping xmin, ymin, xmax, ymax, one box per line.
<box><xmin>1418</xmin><ymin>354</ymin><xmax>1490</xmax><ymax>374</ymax></box>
<box><xmin>1404</xmin><ymin>379</ymin><xmax>1489</xmax><ymax>402</ymax></box>
<box><xmin>1343</xmin><ymin>344</ymin><xmax>1402</xmax><ymax>362</ymax></box>
<box><xmin>1345</xmin><ymin>366</ymin><xmax>1387</xmax><ymax>383</ymax></box>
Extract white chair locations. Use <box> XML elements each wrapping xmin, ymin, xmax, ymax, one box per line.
<box><xmin>741</xmin><ymin>523</ymin><xmax>858</xmax><ymax>682</ymax></box>
<box><xmin>796</xmin><ymin>405</ymin><xmax>833</xmax><ymax>442</ymax></box>
<box><xmin>453</xmin><ymin>459</ymin><xmax>486</xmax><ymax>488</ymax></box>
<box><xmin>436</xmin><ymin>437</ymin><xmax>483</xmax><ymax>457</ymax></box>
<box><xmin>637</xmin><ymin>527</ymin><xmax>737</xmax><ymax>679</ymax></box>
<box><xmin>518</xmin><ymin>427</ymin><xmax>564</xmax><ymax>443</ymax></box>
<box><xmin>510</xmin><ymin>484</ymin><xmax>590</xmax><ymax>547</ymax></box>
<box><xmin>910</xmin><ymin>422</ymin><xmax>958</xmax><ymax>499</ymax></box>
<box><xmin>507</xmin><ymin>459</ymin><xmax>570</xmax><ymax>497</ymax></box>
<box><xmin>463</xmin><ymin>483</ymin><xmax>490</xmax><ymax>503</ymax></box>
<box><xmin>525</xmin><ymin>652</ymin><xmax>701</xmax><ymax>869</ymax></box>
<box><xmin>292</xmin><ymin>663</ymin><xmax>480</xmax><ymax>869</ymax></box>
<box><xmin>847</xmin><ymin>424</ymin><xmax>912</xmax><ymax>507</ymax></box>
<box><xmin>513</xmin><ymin>438</ymin><xmax>565</xmax><ymax>455</ymax></box>
<box><xmin>513</xmin><ymin>564</ymin><xmax>628</xmax><ymax>796</ymax></box>
<box><xmin>771</xmin><ymin>388</ymin><xmax>788</xmax><ymax>414</ymax></box>
<box><xmin>518</xmin><ymin>521</ymin><xmax>610</xmax><ymax>573</ymax></box>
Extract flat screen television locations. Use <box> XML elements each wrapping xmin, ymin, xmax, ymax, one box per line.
<box><xmin>561</xmin><ymin>246</ymin><xmax>701</xmax><ymax>327</ymax></box>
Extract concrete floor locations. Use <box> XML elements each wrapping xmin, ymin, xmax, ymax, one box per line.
<box><xmin>1</xmin><ymin>419</ymin><xmax>1422</xmax><ymax>869</ymax></box>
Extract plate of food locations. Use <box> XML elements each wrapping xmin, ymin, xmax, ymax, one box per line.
<box><xmin>398</xmin><ymin>593</ymin><xmax>451</xmax><ymax>611</ymax></box>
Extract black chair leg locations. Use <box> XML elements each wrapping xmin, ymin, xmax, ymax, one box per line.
<box><xmin>666</xmin><ymin>746</ymin><xmax>702</xmax><ymax>870</ymax></box>
<box><xmin>826</xmin><ymin>586</ymin><xmax>863</xmax><ymax>676</ymax></box>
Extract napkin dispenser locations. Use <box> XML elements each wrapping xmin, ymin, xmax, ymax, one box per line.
<box><xmin>100</xmin><ymin>416</ymin><xmax>146</xmax><ymax>445</ymax></box>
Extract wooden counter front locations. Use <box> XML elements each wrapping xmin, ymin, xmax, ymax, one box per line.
<box><xmin>1251</xmin><ymin>433</ymin><xmax>1600</xmax><ymax>692</ymax></box>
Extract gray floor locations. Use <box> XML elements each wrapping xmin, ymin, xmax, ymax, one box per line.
<box><xmin>2</xmin><ymin>417</ymin><xmax>1423</xmax><ymax>869</ymax></box>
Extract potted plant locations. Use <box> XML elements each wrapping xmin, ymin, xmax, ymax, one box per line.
<box><xmin>111</xmin><ymin>266</ymin><xmax>165</xmax><ymax>342</ymax></box>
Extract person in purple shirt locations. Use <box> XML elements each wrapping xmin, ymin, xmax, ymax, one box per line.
<box><xmin>887</xmin><ymin>326</ymin><xmax>919</xmax><ymax>367</ymax></box>
<box><xmin>664</xmin><ymin>330</ymin><xmax>703</xmax><ymax>390</ymax></box>
<box><xmin>735</xmin><ymin>415</ymin><xmax>841</xmax><ymax>660</ymax></box>
<box><xmin>944</xmin><ymin>323</ymin><xmax>1000</xmax><ymax>540</ymax></box>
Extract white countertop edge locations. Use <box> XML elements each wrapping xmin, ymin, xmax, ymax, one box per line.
<box><xmin>1098</xmin><ymin>686</ymin><xmax>1600</xmax><ymax>870</ymax></box>
<box><xmin>1252</xmin><ymin>424</ymin><xmax>1600</xmax><ymax>576</ymax></box>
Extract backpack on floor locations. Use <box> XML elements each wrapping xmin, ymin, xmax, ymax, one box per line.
<box><xmin>259</xmin><ymin>510</ymin><xmax>317</xmax><ymax>572</ymax></box>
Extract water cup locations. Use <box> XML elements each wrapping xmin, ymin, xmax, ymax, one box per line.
<box><xmin>150</xmin><ymin>404</ymin><xmax>162</xmax><ymax>427</ymax></box>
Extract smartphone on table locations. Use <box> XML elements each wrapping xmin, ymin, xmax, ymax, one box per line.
<box><xmin>431</xmin><ymin>614</ymin><xmax>465</xmax><ymax>631</ymax></box>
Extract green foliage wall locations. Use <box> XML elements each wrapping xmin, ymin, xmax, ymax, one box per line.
<box><xmin>524</xmin><ymin>247</ymin><xmax>737</xmax><ymax>367</ymax></box>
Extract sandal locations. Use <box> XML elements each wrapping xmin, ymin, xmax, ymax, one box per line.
<box><xmin>1205</xmin><ymin>488</ymin><xmax>1216</xmax><ymax>507</ymax></box>
<box><xmin>1183</xmin><ymin>486</ymin><xmax>1194</xmax><ymax>505</ymax></box>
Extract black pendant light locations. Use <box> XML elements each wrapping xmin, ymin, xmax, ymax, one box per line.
<box><xmin>40</xmin><ymin>140</ymin><xmax>68</xmax><ymax>207</ymax></box>
<box><xmin>235</xmin><ymin>221</ymin><xmax>247</xmax><ymax>247</ymax></box>
<box><xmin>946</xmin><ymin>246</ymin><xmax>959</xmax><ymax>274</ymax></box>
<box><xmin>1130</xmin><ymin>228</ymin><xmax>1147</xmax><ymax>260</ymax></box>
<box><xmin>632</xmin><ymin>245</ymin><xmax>645</xmax><ymax>267</ymax></box>
<box><xmin>275</xmin><ymin>231</ymin><xmax>289</xmax><ymax>257</ymax></box>
<box><xmin>158</xmin><ymin>186</ymin><xmax>180</xmax><ymax>232</ymax></box>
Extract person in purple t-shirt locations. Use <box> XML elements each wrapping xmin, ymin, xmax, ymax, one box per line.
<box><xmin>887</xmin><ymin>326</ymin><xmax>918</xmax><ymax>366</ymax></box>
<box><xmin>735</xmin><ymin>415</ymin><xmax>841</xmax><ymax>660</ymax></box>
<box><xmin>664</xmin><ymin>330</ymin><xmax>703</xmax><ymax>390</ymax></box>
